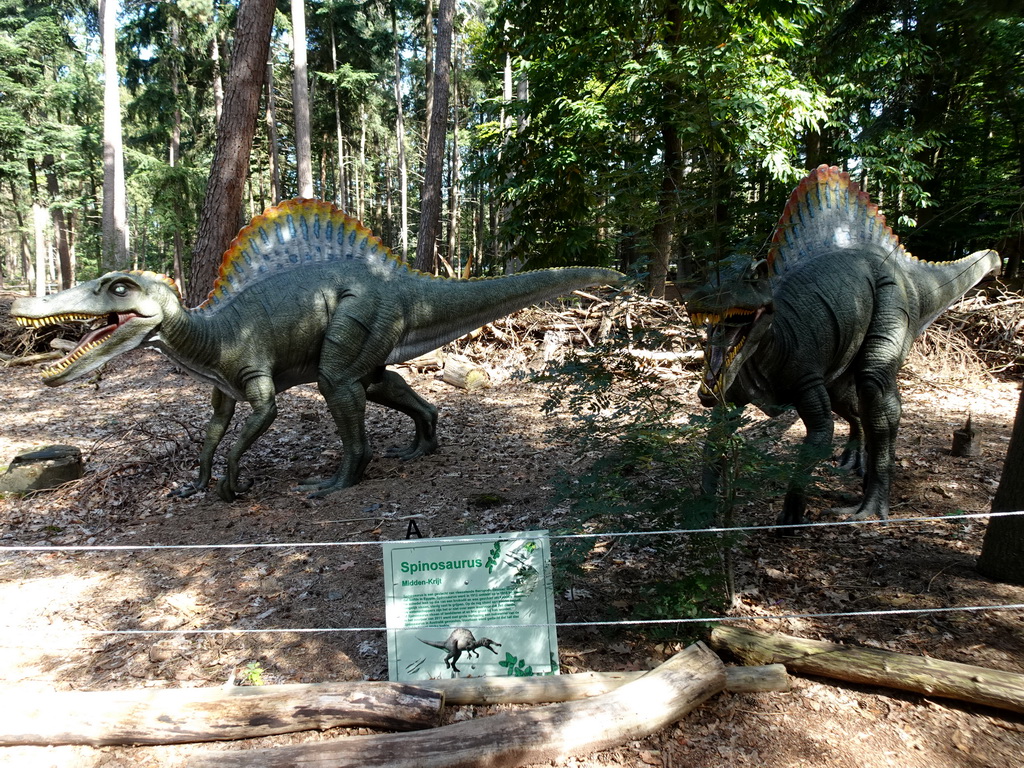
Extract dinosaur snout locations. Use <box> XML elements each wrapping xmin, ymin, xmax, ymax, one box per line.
<box><xmin>480</xmin><ymin>638</ymin><xmax>501</xmax><ymax>653</ymax></box>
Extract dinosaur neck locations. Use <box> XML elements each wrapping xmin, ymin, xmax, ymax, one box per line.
<box><xmin>148</xmin><ymin>296</ymin><xmax>224</xmax><ymax>375</ymax></box>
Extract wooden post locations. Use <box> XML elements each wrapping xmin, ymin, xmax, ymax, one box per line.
<box><xmin>711</xmin><ymin>625</ymin><xmax>1024</xmax><ymax>715</ymax></box>
<box><xmin>187</xmin><ymin>642</ymin><xmax>727</xmax><ymax>768</ymax></box>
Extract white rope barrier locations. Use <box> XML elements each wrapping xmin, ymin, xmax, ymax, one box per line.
<box><xmin>0</xmin><ymin>602</ymin><xmax>1022</xmax><ymax>639</ymax></box>
<box><xmin>1</xmin><ymin>511</ymin><xmax>1021</xmax><ymax>640</ymax></box>
<box><xmin>1</xmin><ymin>509</ymin><xmax>1021</xmax><ymax>553</ymax></box>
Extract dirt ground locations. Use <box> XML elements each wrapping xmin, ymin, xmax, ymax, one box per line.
<box><xmin>0</xmin><ymin>292</ymin><xmax>1022</xmax><ymax>768</ymax></box>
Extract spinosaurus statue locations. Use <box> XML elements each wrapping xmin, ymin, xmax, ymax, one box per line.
<box><xmin>11</xmin><ymin>199</ymin><xmax>622</xmax><ymax>501</ymax></box>
<box><xmin>687</xmin><ymin>165</ymin><xmax>999</xmax><ymax>528</ymax></box>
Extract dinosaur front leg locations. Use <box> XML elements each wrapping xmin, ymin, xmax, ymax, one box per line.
<box><xmin>172</xmin><ymin>388</ymin><xmax>236</xmax><ymax>498</ymax></box>
<box><xmin>366</xmin><ymin>369</ymin><xmax>439</xmax><ymax>460</ymax></box>
<box><xmin>305</xmin><ymin>376</ymin><xmax>371</xmax><ymax>497</ymax></box>
<box><xmin>216</xmin><ymin>376</ymin><xmax>278</xmax><ymax>502</ymax></box>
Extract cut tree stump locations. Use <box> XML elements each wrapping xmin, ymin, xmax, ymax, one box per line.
<box><xmin>711</xmin><ymin>625</ymin><xmax>1024</xmax><ymax>715</ymax></box>
<box><xmin>0</xmin><ymin>445</ymin><xmax>83</xmax><ymax>493</ymax></box>
<box><xmin>187</xmin><ymin>642</ymin><xmax>727</xmax><ymax>768</ymax></box>
<box><xmin>0</xmin><ymin>681</ymin><xmax>443</xmax><ymax>746</ymax></box>
<box><xmin>951</xmin><ymin>414</ymin><xmax>980</xmax><ymax>456</ymax></box>
<box><xmin>442</xmin><ymin>354</ymin><xmax>490</xmax><ymax>390</ymax></box>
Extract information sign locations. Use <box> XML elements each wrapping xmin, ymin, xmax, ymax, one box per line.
<box><xmin>383</xmin><ymin>531</ymin><xmax>558</xmax><ymax>680</ymax></box>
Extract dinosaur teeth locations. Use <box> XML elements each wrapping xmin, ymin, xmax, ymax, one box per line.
<box><xmin>15</xmin><ymin>312</ymin><xmax>104</xmax><ymax>329</ymax></box>
<box><xmin>42</xmin><ymin>338</ymin><xmax>104</xmax><ymax>379</ymax></box>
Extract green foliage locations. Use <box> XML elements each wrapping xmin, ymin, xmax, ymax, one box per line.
<box><xmin>1</xmin><ymin>0</ymin><xmax>1020</xmax><ymax>288</ymax></box>
<box><xmin>485</xmin><ymin>541</ymin><xmax>501</xmax><ymax>573</ymax></box>
<box><xmin>540</xmin><ymin>309</ymin><xmax>799</xmax><ymax>631</ymax></box>
<box><xmin>498</xmin><ymin>651</ymin><xmax>534</xmax><ymax>676</ymax></box>
<box><xmin>239</xmin><ymin>660</ymin><xmax>265</xmax><ymax>686</ymax></box>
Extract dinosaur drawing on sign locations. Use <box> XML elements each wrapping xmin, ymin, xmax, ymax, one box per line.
<box><xmin>418</xmin><ymin>628</ymin><xmax>501</xmax><ymax>673</ymax></box>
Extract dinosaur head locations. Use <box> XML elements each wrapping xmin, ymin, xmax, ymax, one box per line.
<box><xmin>477</xmin><ymin>638</ymin><xmax>501</xmax><ymax>653</ymax></box>
<box><xmin>686</xmin><ymin>255</ymin><xmax>775</xmax><ymax>406</ymax></box>
<box><xmin>10</xmin><ymin>271</ymin><xmax>180</xmax><ymax>386</ymax></box>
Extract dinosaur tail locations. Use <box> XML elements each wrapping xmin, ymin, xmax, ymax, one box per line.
<box><xmin>416</xmin><ymin>637</ymin><xmax>448</xmax><ymax>650</ymax></box>
<box><xmin>387</xmin><ymin>266</ymin><xmax>624</xmax><ymax>364</ymax></box>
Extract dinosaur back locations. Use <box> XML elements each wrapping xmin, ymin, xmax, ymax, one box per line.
<box><xmin>199</xmin><ymin>198</ymin><xmax>410</xmax><ymax>310</ymax></box>
<box><xmin>768</xmin><ymin>165</ymin><xmax>907</xmax><ymax>276</ymax></box>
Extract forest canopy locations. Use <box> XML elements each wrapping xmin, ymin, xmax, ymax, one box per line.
<box><xmin>0</xmin><ymin>0</ymin><xmax>1021</xmax><ymax>298</ymax></box>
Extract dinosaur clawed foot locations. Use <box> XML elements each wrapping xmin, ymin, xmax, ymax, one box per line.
<box><xmin>383</xmin><ymin>439</ymin><xmax>438</xmax><ymax>461</ymax></box>
<box><xmin>168</xmin><ymin>483</ymin><xmax>201</xmax><ymax>499</ymax></box>
<box><xmin>296</xmin><ymin>475</ymin><xmax>355</xmax><ymax>498</ymax></box>
<box><xmin>215</xmin><ymin>476</ymin><xmax>253</xmax><ymax>502</ymax></box>
<box><xmin>825</xmin><ymin>503</ymin><xmax>889</xmax><ymax>523</ymax></box>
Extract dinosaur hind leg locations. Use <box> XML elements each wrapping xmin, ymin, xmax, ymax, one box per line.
<box><xmin>845</xmin><ymin>306</ymin><xmax>910</xmax><ymax>522</ymax></box>
<box><xmin>306</xmin><ymin>376</ymin><xmax>371</xmax><ymax>497</ymax></box>
<box><xmin>366</xmin><ymin>369</ymin><xmax>439</xmax><ymax>460</ymax></box>
<box><xmin>848</xmin><ymin>370</ymin><xmax>901</xmax><ymax>521</ymax></box>
<box><xmin>829</xmin><ymin>378</ymin><xmax>865</xmax><ymax>475</ymax></box>
<box><xmin>779</xmin><ymin>380</ymin><xmax>834</xmax><ymax>530</ymax></box>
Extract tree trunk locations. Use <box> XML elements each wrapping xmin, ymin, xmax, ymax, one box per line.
<box><xmin>423</xmin><ymin>0</ymin><xmax>434</xmax><ymax>150</ymax></box>
<box><xmin>27</xmin><ymin>159</ymin><xmax>47</xmax><ymax>297</ymax></box>
<box><xmin>211</xmin><ymin>32</ymin><xmax>224</xmax><ymax>126</ymax></box>
<box><xmin>169</xmin><ymin>16</ymin><xmax>185</xmax><ymax>288</ymax></box>
<box><xmin>414</xmin><ymin>0</ymin><xmax>455</xmax><ymax>273</ymax></box>
<box><xmin>291</xmin><ymin>0</ymin><xmax>313</xmax><ymax>198</ymax></box>
<box><xmin>42</xmin><ymin>155</ymin><xmax>73</xmax><ymax>289</ymax></box>
<box><xmin>711</xmin><ymin>625</ymin><xmax>1024</xmax><ymax>715</ymax></box>
<box><xmin>99</xmin><ymin>0</ymin><xmax>129</xmax><ymax>273</ymax></box>
<box><xmin>977</xmin><ymin>383</ymin><xmax>1024</xmax><ymax>584</ymax></box>
<box><xmin>445</xmin><ymin>41</ymin><xmax>461</xmax><ymax>274</ymax></box>
<box><xmin>0</xmin><ymin>682</ymin><xmax>442</xmax><ymax>747</ymax></box>
<box><xmin>10</xmin><ymin>180</ymin><xmax>31</xmax><ymax>283</ymax></box>
<box><xmin>187</xmin><ymin>0</ymin><xmax>276</xmax><ymax>306</ymax></box>
<box><xmin>392</xmin><ymin>3</ymin><xmax>408</xmax><ymax>259</ymax></box>
<box><xmin>357</xmin><ymin>109</ymin><xmax>367</xmax><ymax>219</ymax></box>
<box><xmin>265</xmin><ymin>60</ymin><xmax>282</xmax><ymax>206</ymax></box>
<box><xmin>647</xmin><ymin>0</ymin><xmax>682</xmax><ymax>298</ymax></box>
<box><xmin>331</xmin><ymin>22</ymin><xmax>348</xmax><ymax>211</ymax></box>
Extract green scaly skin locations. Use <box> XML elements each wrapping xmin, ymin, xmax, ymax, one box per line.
<box><xmin>687</xmin><ymin>166</ymin><xmax>1000</xmax><ymax>528</ymax></box>
<box><xmin>11</xmin><ymin>200</ymin><xmax>623</xmax><ymax>501</ymax></box>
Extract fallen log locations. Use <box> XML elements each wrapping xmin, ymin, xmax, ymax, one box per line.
<box><xmin>1</xmin><ymin>350</ymin><xmax>62</xmax><ymax>367</ymax></box>
<box><xmin>0</xmin><ymin>681</ymin><xmax>443</xmax><ymax>746</ymax></box>
<box><xmin>428</xmin><ymin>663</ymin><xmax>788</xmax><ymax>704</ymax></box>
<box><xmin>187</xmin><ymin>642</ymin><xmax>727</xmax><ymax>768</ymax></box>
<box><xmin>711</xmin><ymin>625</ymin><xmax>1024</xmax><ymax>715</ymax></box>
<box><xmin>0</xmin><ymin>664</ymin><xmax>786</xmax><ymax>748</ymax></box>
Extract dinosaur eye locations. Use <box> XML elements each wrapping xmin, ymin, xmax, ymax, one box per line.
<box><xmin>111</xmin><ymin>282</ymin><xmax>129</xmax><ymax>297</ymax></box>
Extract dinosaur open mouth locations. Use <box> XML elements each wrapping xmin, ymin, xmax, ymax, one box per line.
<box><xmin>15</xmin><ymin>312</ymin><xmax>142</xmax><ymax>380</ymax></box>
<box><xmin>688</xmin><ymin>307</ymin><xmax>761</xmax><ymax>403</ymax></box>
